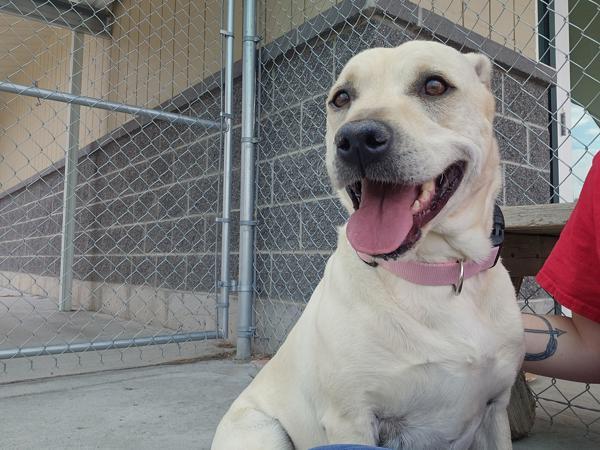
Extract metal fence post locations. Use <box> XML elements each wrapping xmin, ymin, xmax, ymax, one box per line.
<box><xmin>58</xmin><ymin>31</ymin><xmax>84</xmax><ymax>312</ymax></box>
<box><xmin>218</xmin><ymin>0</ymin><xmax>236</xmax><ymax>339</ymax></box>
<box><xmin>236</xmin><ymin>0</ymin><xmax>258</xmax><ymax>360</ymax></box>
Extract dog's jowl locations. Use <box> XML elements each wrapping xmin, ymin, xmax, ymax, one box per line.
<box><xmin>212</xmin><ymin>41</ymin><xmax>524</xmax><ymax>450</ymax></box>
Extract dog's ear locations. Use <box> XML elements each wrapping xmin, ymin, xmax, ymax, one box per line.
<box><xmin>464</xmin><ymin>53</ymin><xmax>492</xmax><ymax>89</ymax></box>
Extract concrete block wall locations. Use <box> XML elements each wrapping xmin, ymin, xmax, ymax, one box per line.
<box><xmin>252</xmin><ymin>11</ymin><xmax>554</xmax><ymax>353</ymax></box>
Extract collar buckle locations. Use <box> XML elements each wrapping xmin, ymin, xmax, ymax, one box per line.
<box><xmin>490</xmin><ymin>204</ymin><xmax>505</xmax><ymax>268</ymax></box>
<box><xmin>453</xmin><ymin>260</ymin><xmax>465</xmax><ymax>295</ymax></box>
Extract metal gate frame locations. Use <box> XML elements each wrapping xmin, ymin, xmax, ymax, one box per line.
<box><xmin>0</xmin><ymin>0</ymin><xmax>241</xmax><ymax>359</ymax></box>
<box><xmin>236</xmin><ymin>0</ymin><xmax>258</xmax><ymax>361</ymax></box>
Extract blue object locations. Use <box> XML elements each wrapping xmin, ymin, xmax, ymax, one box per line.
<box><xmin>310</xmin><ymin>446</ymin><xmax>390</xmax><ymax>450</ymax></box>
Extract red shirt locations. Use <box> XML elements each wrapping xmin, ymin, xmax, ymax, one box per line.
<box><xmin>536</xmin><ymin>153</ymin><xmax>600</xmax><ymax>322</ymax></box>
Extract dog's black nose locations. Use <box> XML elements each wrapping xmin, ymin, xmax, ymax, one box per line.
<box><xmin>335</xmin><ymin>120</ymin><xmax>392</xmax><ymax>168</ymax></box>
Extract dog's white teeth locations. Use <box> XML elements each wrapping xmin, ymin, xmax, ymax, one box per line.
<box><xmin>411</xmin><ymin>199</ymin><xmax>421</xmax><ymax>213</ymax></box>
<box><xmin>421</xmin><ymin>180</ymin><xmax>435</xmax><ymax>196</ymax></box>
<box><xmin>416</xmin><ymin>180</ymin><xmax>435</xmax><ymax>208</ymax></box>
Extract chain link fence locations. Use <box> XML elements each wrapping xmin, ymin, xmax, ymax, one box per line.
<box><xmin>1</xmin><ymin>0</ymin><xmax>599</xmax><ymax>439</ymax></box>
<box><xmin>252</xmin><ymin>0</ymin><xmax>599</xmax><ymax>437</ymax></box>
<box><xmin>0</xmin><ymin>0</ymin><xmax>237</xmax><ymax>380</ymax></box>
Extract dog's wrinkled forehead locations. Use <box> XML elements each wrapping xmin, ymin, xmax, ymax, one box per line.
<box><xmin>328</xmin><ymin>41</ymin><xmax>492</xmax><ymax>109</ymax></box>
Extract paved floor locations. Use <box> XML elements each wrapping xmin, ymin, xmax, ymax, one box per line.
<box><xmin>1</xmin><ymin>286</ymin><xmax>598</xmax><ymax>449</ymax></box>
<box><xmin>0</xmin><ymin>287</ymin><xmax>172</xmax><ymax>350</ymax></box>
<box><xmin>1</xmin><ymin>358</ymin><xmax>599</xmax><ymax>450</ymax></box>
<box><xmin>0</xmin><ymin>287</ymin><xmax>231</xmax><ymax>383</ymax></box>
<box><xmin>514</xmin><ymin>419</ymin><xmax>600</xmax><ymax>450</ymax></box>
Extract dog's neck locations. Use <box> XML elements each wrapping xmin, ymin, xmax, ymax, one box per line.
<box><xmin>411</xmin><ymin>204</ymin><xmax>496</xmax><ymax>264</ymax></box>
<box><xmin>414</xmin><ymin>153</ymin><xmax>502</xmax><ymax>264</ymax></box>
<box><xmin>413</xmin><ymin>222</ymin><xmax>492</xmax><ymax>263</ymax></box>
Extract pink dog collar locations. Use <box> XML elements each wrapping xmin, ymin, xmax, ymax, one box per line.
<box><xmin>357</xmin><ymin>246</ymin><xmax>501</xmax><ymax>295</ymax></box>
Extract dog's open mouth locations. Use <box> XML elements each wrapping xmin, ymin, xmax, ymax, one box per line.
<box><xmin>345</xmin><ymin>161</ymin><xmax>466</xmax><ymax>259</ymax></box>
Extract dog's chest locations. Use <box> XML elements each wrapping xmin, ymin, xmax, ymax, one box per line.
<box><xmin>375</xmin><ymin>405</ymin><xmax>489</xmax><ymax>450</ymax></box>
<box><xmin>371</xmin><ymin>367</ymin><xmax>504</xmax><ymax>450</ymax></box>
<box><xmin>364</xmin><ymin>321</ymin><xmax>515</xmax><ymax>449</ymax></box>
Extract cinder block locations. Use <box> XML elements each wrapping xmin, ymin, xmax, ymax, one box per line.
<box><xmin>165</xmin><ymin>291</ymin><xmax>217</xmax><ymax>331</ymax></box>
<box><xmin>126</xmin><ymin>285</ymin><xmax>168</xmax><ymax>328</ymax></box>
<box><xmin>156</xmin><ymin>256</ymin><xmax>187</xmax><ymax>291</ymax></box>
<box><xmin>157</xmin><ymin>184</ymin><xmax>188</xmax><ymax>219</ymax></box>
<box><xmin>158</xmin><ymin>122</ymin><xmax>193</xmax><ymax>151</ymax></box>
<box><xmin>301</xmin><ymin>198</ymin><xmax>346</xmax><ymax>251</ymax></box>
<box><xmin>503</xmin><ymin>74</ymin><xmax>549</xmax><ymax>128</ymax></box>
<box><xmin>270</xmin><ymin>252</ymin><xmax>329</xmax><ymax>303</ymax></box>
<box><xmin>256</xmin><ymin>161</ymin><xmax>273</xmax><ymax>207</ymax></box>
<box><xmin>301</xmin><ymin>95</ymin><xmax>327</xmax><ymax>147</ymax></box>
<box><xmin>271</xmin><ymin>42</ymin><xmax>334</xmax><ymax>108</ymax></box>
<box><xmin>125</xmin><ymin>191</ymin><xmax>159</xmax><ymax>223</ymax></box>
<box><xmin>204</xmin><ymin>133</ymin><xmax>224</xmax><ymax>174</ymax></box>
<box><xmin>253</xmin><ymin>296</ymin><xmax>306</xmax><ymax>355</ymax></box>
<box><xmin>144</xmin><ymin>221</ymin><xmax>173</xmax><ymax>254</ymax></box>
<box><xmin>144</xmin><ymin>153</ymin><xmax>174</xmax><ymax>190</ymax></box>
<box><xmin>258</xmin><ymin>106</ymin><xmax>302</xmax><ymax>160</ymax></box>
<box><xmin>256</xmin><ymin>205</ymin><xmax>301</xmax><ymax>251</ymax></box>
<box><xmin>185</xmin><ymin>255</ymin><xmax>216</xmax><ymax>292</ymax></box>
<box><xmin>504</xmin><ymin>164</ymin><xmax>551</xmax><ymax>205</ymax></box>
<box><xmin>94</xmin><ymin>141</ymin><xmax>126</xmax><ymax>175</ymax></box>
<box><xmin>272</xmin><ymin>147</ymin><xmax>330</xmax><ymax>203</ymax></box>
<box><xmin>113</xmin><ymin>225</ymin><xmax>145</xmax><ymax>255</ymax></box>
<box><xmin>171</xmin><ymin>217</ymin><xmax>205</xmax><ymax>253</ymax></box>
<box><xmin>491</xmin><ymin>69</ymin><xmax>503</xmax><ymax>114</ymax></box>
<box><xmin>495</xmin><ymin>116</ymin><xmax>528</xmax><ymax>165</ymax></box>
<box><xmin>73</xmin><ymin>256</ymin><xmax>93</xmax><ymax>281</ymax></box>
<box><xmin>172</xmin><ymin>141</ymin><xmax>206</xmax><ymax>181</ymax></box>
<box><xmin>188</xmin><ymin>176</ymin><xmax>220</xmax><ymax>215</ymax></box>
<box><xmin>527</xmin><ymin>126</ymin><xmax>551</xmax><ymax>170</ymax></box>
<box><xmin>128</xmin><ymin>255</ymin><xmax>157</xmax><ymax>287</ymax></box>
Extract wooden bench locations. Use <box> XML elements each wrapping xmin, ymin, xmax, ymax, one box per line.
<box><xmin>500</xmin><ymin>203</ymin><xmax>576</xmax><ymax>439</ymax></box>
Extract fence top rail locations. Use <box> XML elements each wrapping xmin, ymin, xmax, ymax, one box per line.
<box><xmin>0</xmin><ymin>80</ymin><xmax>220</xmax><ymax>128</ymax></box>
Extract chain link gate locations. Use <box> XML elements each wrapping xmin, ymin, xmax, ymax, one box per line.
<box><xmin>0</xmin><ymin>0</ymin><xmax>238</xmax><ymax>380</ymax></box>
<box><xmin>251</xmin><ymin>0</ymin><xmax>600</xmax><ymax>438</ymax></box>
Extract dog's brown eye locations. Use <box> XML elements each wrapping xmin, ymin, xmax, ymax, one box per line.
<box><xmin>424</xmin><ymin>77</ymin><xmax>448</xmax><ymax>96</ymax></box>
<box><xmin>331</xmin><ymin>90</ymin><xmax>351</xmax><ymax>108</ymax></box>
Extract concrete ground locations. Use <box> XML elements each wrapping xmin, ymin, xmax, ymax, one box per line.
<box><xmin>0</xmin><ymin>287</ymin><xmax>173</xmax><ymax>349</ymax></box>
<box><xmin>0</xmin><ymin>287</ymin><xmax>232</xmax><ymax>383</ymax></box>
<box><xmin>1</xmin><ymin>287</ymin><xmax>598</xmax><ymax>449</ymax></box>
<box><xmin>1</xmin><ymin>358</ymin><xmax>599</xmax><ymax>450</ymax></box>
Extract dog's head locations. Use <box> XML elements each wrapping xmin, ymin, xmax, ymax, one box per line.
<box><xmin>326</xmin><ymin>41</ymin><xmax>501</xmax><ymax>262</ymax></box>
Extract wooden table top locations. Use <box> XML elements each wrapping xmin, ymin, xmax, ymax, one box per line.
<box><xmin>499</xmin><ymin>203</ymin><xmax>576</xmax><ymax>278</ymax></box>
<box><xmin>502</xmin><ymin>203</ymin><xmax>575</xmax><ymax>236</ymax></box>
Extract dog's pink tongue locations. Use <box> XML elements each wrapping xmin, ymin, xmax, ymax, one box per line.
<box><xmin>347</xmin><ymin>181</ymin><xmax>418</xmax><ymax>255</ymax></box>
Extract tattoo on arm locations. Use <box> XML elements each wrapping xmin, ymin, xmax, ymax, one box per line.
<box><xmin>524</xmin><ymin>314</ymin><xmax>566</xmax><ymax>362</ymax></box>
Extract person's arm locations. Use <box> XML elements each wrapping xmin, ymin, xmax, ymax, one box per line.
<box><xmin>522</xmin><ymin>312</ymin><xmax>600</xmax><ymax>383</ymax></box>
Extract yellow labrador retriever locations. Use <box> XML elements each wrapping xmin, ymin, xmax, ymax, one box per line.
<box><xmin>212</xmin><ymin>41</ymin><xmax>524</xmax><ymax>450</ymax></box>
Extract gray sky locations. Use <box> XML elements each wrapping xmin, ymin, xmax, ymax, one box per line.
<box><xmin>570</xmin><ymin>103</ymin><xmax>599</xmax><ymax>198</ymax></box>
